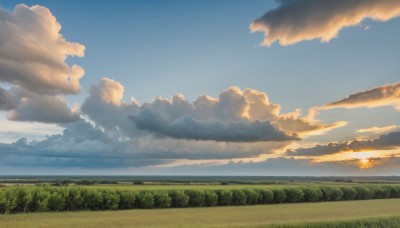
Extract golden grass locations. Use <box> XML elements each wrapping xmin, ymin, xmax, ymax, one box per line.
<box><xmin>1</xmin><ymin>198</ymin><xmax>400</xmax><ymax>227</ymax></box>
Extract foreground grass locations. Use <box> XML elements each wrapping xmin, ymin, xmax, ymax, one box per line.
<box><xmin>1</xmin><ymin>199</ymin><xmax>400</xmax><ymax>227</ymax></box>
<box><xmin>271</xmin><ymin>216</ymin><xmax>400</xmax><ymax>228</ymax></box>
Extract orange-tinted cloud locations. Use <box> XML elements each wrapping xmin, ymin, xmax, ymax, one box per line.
<box><xmin>287</xmin><ymin>131</ymin><xmax>400</xmax><ymax>157</ymax></box>
<box><xmin>326</xmin><ymin>82</ymin><xmax>400</xmax><ymax>109</ymax></box>
<box><xmin>357</xmin><ymin>125</ymin><xmax>398</xmax><ymax>134</ymax></box>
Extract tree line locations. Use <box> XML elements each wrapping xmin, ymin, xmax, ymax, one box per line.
<box><xmin>1</xmin><ymin>185</ymin><xmax>400</xmax><ymax>214</ymax></box>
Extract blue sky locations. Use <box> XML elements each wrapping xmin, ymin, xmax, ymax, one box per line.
<box><xmin>0</xmin><ymin>0</ymin><xmax>400</xmax><ymax>175</ymax></box>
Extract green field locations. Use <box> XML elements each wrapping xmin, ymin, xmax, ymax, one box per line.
<box><xmin>1</xmin><ymin>199</ymin><xmax>400</xmax><ymax>227</ymax></box>
<box><xmin>83</xmin><ymin>182</ymin><xmax>398</xmax><ymax>190</ymax></box>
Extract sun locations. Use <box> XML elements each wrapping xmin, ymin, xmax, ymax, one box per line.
<box><xmin>358</xmin><ymin>157</ymin><xmax>374</xmax><ymax>169</ymax></box>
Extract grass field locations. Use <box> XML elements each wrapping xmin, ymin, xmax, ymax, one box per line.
<box><xmin>1</xmin><ymin>198</ymin><xmax>400</xmax><ymax>227</ymax></box>
<box><xmin>83</xmin><ymin>182</ymin><xmax>398</xmax><ymax>191</ymax></box>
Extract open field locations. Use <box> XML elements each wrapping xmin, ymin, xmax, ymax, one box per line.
<box><xmin>83</xmin><ymin>182</ymin><xmax>400</xmax><ymax>191</ymax></box>
<box><xmin>1</xmin><ymin>199</ymin><xmax>400</xmax><ymax>227</ymax></box>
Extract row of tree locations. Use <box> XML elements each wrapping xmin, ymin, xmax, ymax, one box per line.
<box><xmin>1</xmin><ymin>185</ymin><xmax>400</xmax><ymax>214</ymax></box>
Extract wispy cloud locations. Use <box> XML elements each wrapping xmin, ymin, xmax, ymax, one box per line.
<box><xmin>287</xmin><ymin>131</ymin><xmax>400</xmax><ymax>157</ymax></box>
<box><xmin>357</xmin><ymin>125</ymin><xmax>398</xmax><ymax>134</ymax></box>
<box><xmin>326</xmin><ymin>82</ymin><xmax>400</xmax><ymax>109</ymax></box>
<box><xmin>250</xmin><ymin>0</ymin><xmax>400</xmax><ymax>46</ymax></box>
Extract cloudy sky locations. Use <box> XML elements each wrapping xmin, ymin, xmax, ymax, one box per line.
<box><xmin>0</xmin><ymin>0</ymin><xmax>399</xmax><ymax>175</ymax></box>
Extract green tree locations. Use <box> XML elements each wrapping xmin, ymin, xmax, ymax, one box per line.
<box><xmin>185</xmin><ymin>190</ymin><xmax>205</xmax><ymax>207</ymax></box>
<box><xmin>256</xmin><ymin>189</ymin><xmax>274</xmax><ymax>204</ymax></box>
<box><xmin>118</xmin><ymin>190</ymin><xmax>137</xmax><ymax>209</ymax></box>
<box><xmin>354</xmin><ymin>186</ymin><xmax>373</xmax><ymax>200</ymax></box>
<box><xmin>136</xmin><ymin>192</ymin><xmax>154</xmax><ymax>209</ymax></box>
<box><xmin>232</xmin><ymin>190</ymin><xmax>247</xmax><ymax>205</ymax></box>
<box><xmin>30</xmin><ymin>189</ymin><xmax>50</xmax><ymax>212</ymax></box>
<box><xmin>330</xmin><ymin>187</ymin><xmax>343</xmax><ymax>201</ymax></box>
<box><xmin>102</xmin><ymin>190</ymin><xmax>120</xmax><ymax>210</ymax></box>
<box><xmin>284</xmin><ymin>188</ymin><xmax>304</xmax><ymax>203</ymax></box>
<box><xmin>154</xmin><ymin>191</ymin><xmax>172</xmax><ymax>208</ymax></box>
<box><xmin>272</xmin><ymin>189</ymin><xmax>286</xmax><ymax>204</ymax></box>
<box><xmin>48</xmin><ymin>192</ymin><xmax>65</xmax><ymax>211</ymax></box>
<box><xmin>341</xmin><ymin>187</ymin><xmax>357</xmax><ymax>201</ymax></box>
<box><xmin>83</xmin><ymin>189</ymin><xmax>103</xmax><ymax>210</ymax></box>
<box><xmin>301</xmin><ymin>187</ymin><xmax>322</xmax><ymax>202</ymax></box>
<box><xmin>204</xmin><ymin>190</ymin><xmax>218</xmax><ymax>206</ymax></box>
<box><xmin>244</xmin><ymin>189</ymin><xmax>259</xmax><ymax>205</ymax></box>
<box><xmin>15</xmin><ymin>188</ymin><xmax>32</xmax><ymax>212</ymax></box>
<box><xmin>169</xmin><ymin>190</ymin><xmax>189</xmax><ymax>208</ymax></box>
<box><xmin>1</xmin><ymin>190</ymin><xmax>17</xmax><ymax>214</ymax></box>
<box><xmin>217</xmin><ymin>190</ymin><xmax>233</xmax><ymax>206</ymax></box>
<box><xmin>66</xmin><ymin>187</ymin><xmax>84</xmax><ymax>210</ymax></box>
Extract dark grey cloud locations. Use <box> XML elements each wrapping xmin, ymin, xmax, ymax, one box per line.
<box><xmin>0</xmin><ymin>120</ymin><xmax>165</xmax><ymax>168</ymax></box>
<box><xmin>251</xmin><ymin>0</ymin><xmax>400</xmax><ymax>46</ymax></box>
<box><xmin>0</xmin><ymin>86</ymin><xmax>17</xmax><ymax>110</ymax></box>
<box><xmin>0</xmin><ymin>86</ymin><xmax>79</xmax><ymax>123</ymax></box>
<box><xmin>0</xmin><ymin>119</ymin><xmax>292</xmax><ymax>168</ymax></box>
<box><xmin>286</xmin><ymin>143</ymin><xmax>352</xmax><ymax>157</ymax></box>
<box><xmin>287</xmin><ymin>131</ymin><xmax>400</xmax><ymax>156</ymax></box>
<box><xmin>130</xmin><ymin>109</ymin><xmax>299</xmax><ymax>142</ymax></box>
<box><xmin>8</xmin><ymin>90</ymin><xmax>80</xmax><ymax>124</ymax></box>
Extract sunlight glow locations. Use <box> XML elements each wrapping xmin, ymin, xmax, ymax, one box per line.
<box><xmin>358</xmin><ymin>158</ymin><xmax>373</xmax><ymax>169</ymax></box>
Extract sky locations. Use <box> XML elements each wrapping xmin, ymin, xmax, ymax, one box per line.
<box><xmin>0</xmin><ymin>0</ymin><xmax>399</xmax><ymax>175</ymax></box>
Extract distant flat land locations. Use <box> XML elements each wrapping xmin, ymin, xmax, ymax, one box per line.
<box><xmin>1</xmin><ymin>199</ymin><xmax>400</xmax><ymax>227</ymax></box>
